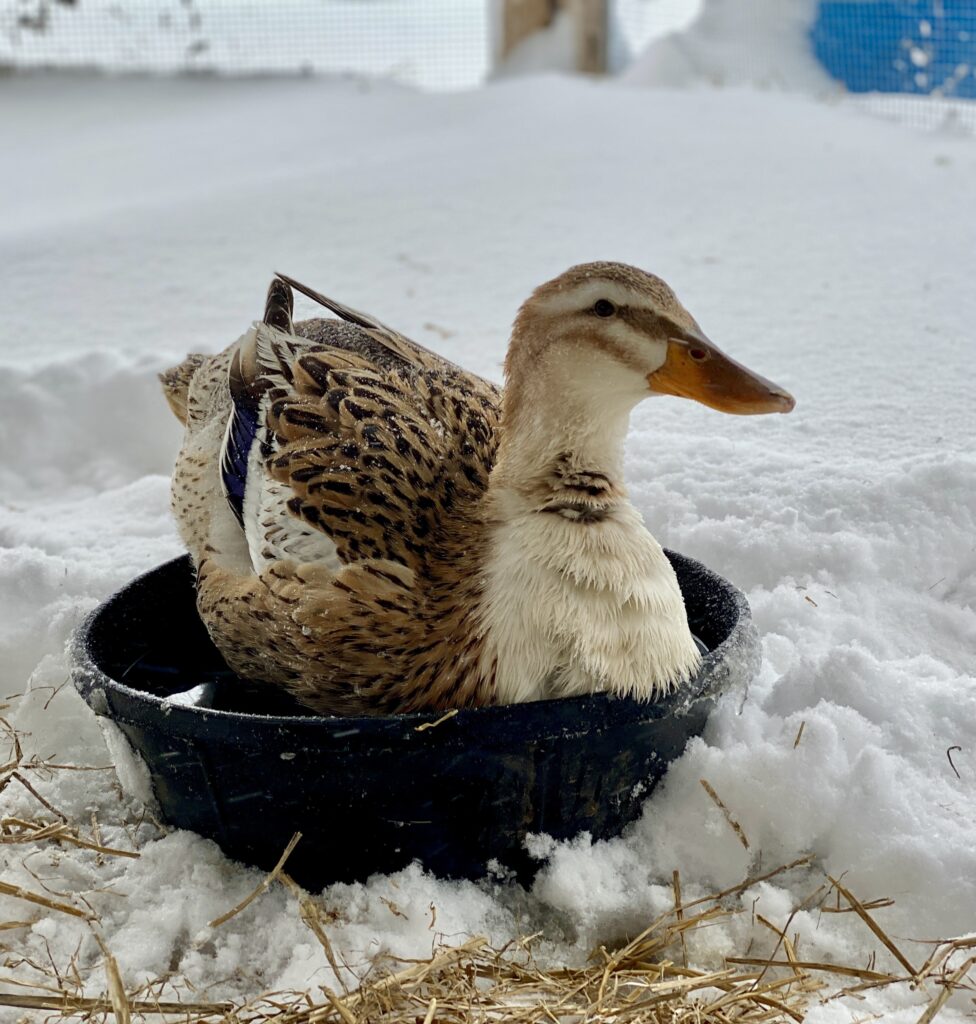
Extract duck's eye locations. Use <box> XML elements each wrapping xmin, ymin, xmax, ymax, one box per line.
<box><xmin>593</xmin><ymin>299</ymin><xmax>616</xmax><ymax>318</ymax></box>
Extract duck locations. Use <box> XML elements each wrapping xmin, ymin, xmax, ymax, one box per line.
<box><xmin>161</xmin><ymin>262</ymin><xmax>794</xmax><ymax>716</ymax></box>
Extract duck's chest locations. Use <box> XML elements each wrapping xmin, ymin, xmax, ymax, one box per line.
<box><xmin>478</xmin><ymin>504</ymin><xmax>698</xmax><ymax>703</ymax></box>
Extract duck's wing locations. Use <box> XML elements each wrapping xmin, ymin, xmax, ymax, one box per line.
<box><xmin>221</xmin><ymin>278</ymin><xmax>501</xmax><ymax>574</ymax></box>
<box><xmin>265</xmin><ymin>336</ymin><xmax>501</xmax><ymax>571</ymax></box>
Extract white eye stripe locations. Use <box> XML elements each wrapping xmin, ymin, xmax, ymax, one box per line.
<box><xmin>534</xmin><ymin>279</ymin><xmax>636</xmax><ymax>316</ymax></box>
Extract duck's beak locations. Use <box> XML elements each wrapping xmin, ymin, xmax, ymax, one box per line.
<box><xmin>647</xmin><ymin>332</ymin><xmax>795</xmax><ymax>415</ymax></box>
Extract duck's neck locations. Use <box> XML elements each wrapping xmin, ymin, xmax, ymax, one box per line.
<box><xmin>489</xmin><ymin>344</ymin><xmax>645</xmax><ymax>514</ymax></box>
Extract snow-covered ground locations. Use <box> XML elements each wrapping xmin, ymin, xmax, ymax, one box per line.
<box><xmin>1</xmin><ymin>61</ymin><xmax>975</xmax><ymax>1023</ymax></box>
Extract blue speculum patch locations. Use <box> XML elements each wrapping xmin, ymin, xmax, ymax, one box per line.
<box><xmin>221</xmin><ymin>399</ymin><xmax>260</xmax><ymax>527</ymax></box>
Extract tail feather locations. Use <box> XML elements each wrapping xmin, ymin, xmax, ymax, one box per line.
<box><xmin>274</xmin><ymin>270</ymin><xmax>447</xmax><ymax>373</ymax></box>
<box><xmin>264</xmin><ymin>277</ymin><xmax>294</xmax><ymax>332</ymax></box>
<box><xmin>159</xmin><ymin>353</ymin><xmax>207</xmax><ymax>424</ymax></box>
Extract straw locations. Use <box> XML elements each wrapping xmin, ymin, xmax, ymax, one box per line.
<box><xmin>2</xmin><ymin>717</ymin><xmax>975</xmax><ymax>1024</ymax></box>
<box><xmin>209</xmin><ymin>832</ymin><xmax>302</xmax><ymax>929</ymax></box>
<box><xmin>699</xmin><ymin>778</ymin><xmax>750</xmax><ymax>849</ymax></box>
<box><xmin>0</xmin><ymin>880</ymin><xmax>95</xmax><ymax>921</ymax></box>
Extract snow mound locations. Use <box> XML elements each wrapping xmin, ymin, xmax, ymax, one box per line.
<box><xmin>624</xmin><ymin>0</ymin><xmax>836</xmax><ymax>93</ymax></box>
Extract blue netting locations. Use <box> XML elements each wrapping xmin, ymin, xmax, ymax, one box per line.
<box><xmin>812</xmin><ymin>1</ymin><xmax>976</xmax><ymax>98</ymax></box>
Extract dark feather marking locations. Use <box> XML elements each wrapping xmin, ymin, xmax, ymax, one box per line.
<box><xmin>540</xmin><ymin>502</ymin><xmax>610</xmax><ymax>523</ymax></box>
<box><xmin>326</xmin><ymin>388</ymin><xmax>348</xmax><ymax>411</ymax></box>
<box><xmin>364</xmin><ymin>565</ymin><xmax>410</xmax><ymax>587</ymax></box>
<box><xmin>344</xmin><ymin>400</ymin><xmax>371</xmax><ymax>421</ymax></box>
<box><xmin>365</xmin><ymin>490</ymin><xmax>390</xmax><ymax>507</ymax></box>
<box><xmin>361</xmin><ymin>424</ymin><xmax>384</xmax><ymax>447</ymax></box>
<box><xmin>309</xmin><ymin>478</ymin><xmax>355</xmax><ymax>496</ymax></box>
<box><xmin>561</xmin><ymin>481</ymin><xmax>610</xmax><ymax>497</ymax></box>
<box><xmin>283</xmin><ymin>407</ymin><xmax>330</xmax><ymax>431</ymax></box>
<box><xmin>298</xmin><ymin>356</ymin><xmax>335</xmax><ymax>392</ymax></box>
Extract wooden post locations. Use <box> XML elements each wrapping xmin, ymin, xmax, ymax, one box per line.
<box><xmin>499</xmin><ymin>0</ymin><xmax>559</xmax><ymax>61</ymax></box>
<box><xmin>571</xmin><ymin>0</ymin><xmax>609</xmax><ymax>74</ymax></box>
<box><xmin>497</xmin><ymin>0</ymin><xmax>608</xmax><ymax>74</ymax></box>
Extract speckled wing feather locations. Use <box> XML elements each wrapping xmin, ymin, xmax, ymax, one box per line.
<box><xmin>264</xmin><ymin>335</ymin><xmax>501</xmax><ymax>571</ymax></box>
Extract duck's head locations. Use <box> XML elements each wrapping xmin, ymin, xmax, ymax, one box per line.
<box><xmin>506</xmin><ymin>261</ymin><xmax>794</xmax><ymax>416</ymax></box>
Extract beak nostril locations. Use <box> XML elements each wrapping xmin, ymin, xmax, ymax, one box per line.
<box><xmin>689</xmin><ymin>348</ymin><xmax>708</xmax><ymax>362</ymax></box>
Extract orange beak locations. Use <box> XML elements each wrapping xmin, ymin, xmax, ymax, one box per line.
<box><xmin>647</xmin><ymin>333</ymin><xmax>795</xmax><ymax>415</ymax></box>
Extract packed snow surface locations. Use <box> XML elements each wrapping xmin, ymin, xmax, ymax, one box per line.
<box><xmin>1</xmin><ymin>70</ymin><xmax>975</xmax><ymax>1021</ymax></box>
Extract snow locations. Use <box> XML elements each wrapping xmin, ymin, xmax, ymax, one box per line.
<box><xmin>624</xmin><ymin>0</ymin><xmax>835</xmax><ymax>92</ymax></box>
<box><xmin>614</xmin><ymin>0</ymin><xmax>704</xmax><ymax>63</ymax></box>
<box><xmin>2</xmin><ymin>61</ymin><xmax>976</xmax><ymax>1022</ymax></box>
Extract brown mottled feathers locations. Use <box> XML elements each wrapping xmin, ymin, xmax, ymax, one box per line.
<box><xmin>196</xmin><ymin>547</ymin><xmax>494</xmax><ymax>715</ymax></box>
<box><xmin>189</xmin><ymin>276</ymin><xmax>502</xmax><ymax>715</ymax></box>
<box><xmin>267</xmin><ymin>350</ymin><xmax>498</xmax><ymax>569</ymax></box>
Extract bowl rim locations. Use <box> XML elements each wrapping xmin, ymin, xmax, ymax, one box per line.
<box><xmin>71</xmin><ymin>550</ymin><xmax>755</xmax><ymax>747</ymax></box>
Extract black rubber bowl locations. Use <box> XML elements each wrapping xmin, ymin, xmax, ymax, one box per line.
<box><xmin>71</xmin><ymin>552</ymin><xmax>758</xmax><ymax>887</ymax></box>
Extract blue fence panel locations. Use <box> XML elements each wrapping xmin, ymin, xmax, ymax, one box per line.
<box><xmin>812</xmin><ymin>1</ymin><xmax>976</xmax><ymax>97</ymax></box>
